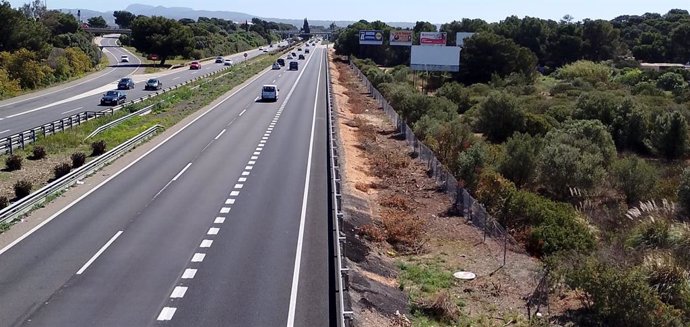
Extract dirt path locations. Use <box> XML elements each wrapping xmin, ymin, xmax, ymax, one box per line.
<box><xmin>329</xmin><ymin>51</ymin><xmax>545</xmax><ymax>326</ymax></box>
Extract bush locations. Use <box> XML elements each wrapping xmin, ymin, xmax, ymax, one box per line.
<box><xmin>476</xmin><ymin>91</ymin><xmax>525</xmax><ymax>143</ymax></box>
<box><xmin>632</xmin><ymin>81</ymin><xmax>664</xmax><ymax>96</ymax></box>
<box><xmin>677</xmin><ymin>168</ymin><xmax>690</xmax><ymax>215</ymax></box>
<box><xmin>436</xmin><ymin>82</ymin><xmax>473</xmax><ymax>114</ymax></box>
<box><xmin>573</xmin><ymin>91</ymin><xmax>620</xmax><ymax>125</ymax></box>
<box><xmin>475</xmin><ymin>170</ymin><xmax>516</xmax><ymax>216</ymax></box>
<box><xmin>650</xmin><ymin>111</ymin><xmax>688</xmax><ymax>160</ymax></box>
<box><xmin>71</xmin><ymin>152</ymin><xmax>86</xmax><ymax>168</ymax></box>
<box><xmin>555</xmin><ymin>60</ymin><xmax>612</xmax><ymax>85</ymax></box>
<box><xmin>53</xmin><ymin>163</ymin><xmax>72</xmax><ymax>179</ymax></box>
<box><xmin>614</xmin><ymin>68</ymin><xmax>645</xmax><ymax>86</ymax></box>
<box><xmin>455</xmin><ymin>142</ymin><xmax>487</xmax><ymax>190</ymax></box>
<box><xmin>91</xmin><ymin>140</ymin><xmax>107</xmax><ymax>156</ymax></box>
<box><xmin>13</xmin><ymin>180</ymin><xmax>32</xmax><ymax>199</ymax></box>
<box><xmin>657</xmin><ymin>72</ymin><xmax>687</xmax><ymax>92</ymax></box>
<box><xmin>612</xmin><ymin>156</ymin><xmax>657</xmax><ymax>204</ymax></box>
<box><xmin>0</xmin><ymin>196</ymin><xmax>8</xmax><ymax>209</ymax></box>
<box><xmin>5</xmin><ymin>154</ymin><xmax>22</xmax><ymax>171</ymax></box>
<box><xmin>31</xmin><ymin>146</ymin><xmax>46</xmax><ymax>159</ymax></box>
<box><xmin>499</xmin><ymin>133</ymin><xmax>542</xmax><ymax>187</ymax></box>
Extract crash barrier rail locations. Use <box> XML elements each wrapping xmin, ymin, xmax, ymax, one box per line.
<box><xmin>327</xmin><ymin>54</ymin><xmax>353</xmax><ymax>326</ymax></box>
<box><xmin>349</xmin><ymin>61</ymin><xmax>524</xmax><ymax>264</ymax></box>
<box><xmin>0</xmin><ymin>124</ymin><xmax>163</xmax><ymax>224</ymax></box>
<box><xmin>86</xmin><ymin>103</ymin><xmax>157</xmax><ymax>139</ymax></box>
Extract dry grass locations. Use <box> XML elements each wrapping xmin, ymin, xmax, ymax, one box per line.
<box><xmin>380</xmin><ymin>194</ymin><xmax>412</xmax><ymax>212</ymax></box>
<box><xmin>381</xmin><ymin>209</ymin><xmax>426</xmax><ymax>252</ymax></box>
<box><xmin>355</xmin><ymin>182</ymin><xmax>370</xmax><ymax>192</ymax></box>
<box><xmin>415</xmin><ymin>292</ymin><xmax>461</xmax><ymax>323</ymax></box>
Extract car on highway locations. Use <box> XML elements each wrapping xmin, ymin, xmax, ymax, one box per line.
<box><xmin>297</xmin><ymin>48</ymin><xmax>302</xmax><ymax>51</ymax></box>
<box><xmin>305</xmin><ymin>48</ymin><xmax>310</xmax><ymax>53</ymax></box>
<box><xmin>100</xmin><ymin>90</ymin><xmax>126</xmax><ymax>106</ymax></box>
<box><xmin>224</xmin><ymin>59</ymin><xmax>234</xmax><ymax>66</ymax></box>
<box><xmin>291</xmin><ymin>52</ymin><xmax>297</xmax><ymax>57</ymax></box>
<box><xmin>277</xmin><ymin>58</ymin><xmax>285</xmax><ymax>66</ymax></box>
<box><xmin>117</xmin><ymin>78</ymin><xmax>134</xmax><ymax>90</ymax></box>
<box><xmin>289</xmin><ymin>61</ymin><xmax>298</xmax><ymax>71</ymax></box>
<box><xmin>272</xmin><ymin>62</ymin><xmax>281</xmax><ymax>70</ymax></box>
<box><xmin>287</xmin><ymin>55</ymin><xmax>293</xmax><ymax>60</ymax></box>
<box><xmin>261</xmin><ymin>84</ymin><xmax>279</xmax><ymax>102</ymax></box>
<box><xmin>190</xmin><ymin>61</ymin><xmax>201</xmax><ymax>70</ymax></box>
<box><xmin>215</xmin><ymin>56</ymin><xmax>224</xmax><ymax>63</ymax></box>
<box><xmin>263</xmin><ymin>49</ymin><xmax>269</xmax><ymax>53</ymax></box>
<box><xmin>144</xmin><ymin>78</ymin><xmax>163</xmax><ymax>91</ymax></box>
<box><xmin>120</xmin><ymin>55</ymin><xmax>129</xmax><ymax>63</ymax></box>
<box><xmin>298</xmin><ymin>54</ymin><xmax>305</xmax><ymax>60</ymax></box>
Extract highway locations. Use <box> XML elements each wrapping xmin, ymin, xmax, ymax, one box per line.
<box><xmin>0</xmin><ymin>36</ymin><xmax>283</xmax><ymax>138</ymax></box>
<box><xmin>0</xmin><ymin>45</ymin><xmax>332</xmax><ymax>326</ymax></box>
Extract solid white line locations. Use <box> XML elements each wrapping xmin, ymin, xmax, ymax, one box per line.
<box><xmin>220</xmin><ymin>207</ymin><xmax>231</xmax><ymax>214</ymax></box>
<box><xmin>191</xmin><ymin>253</ymin><xmax>205</xmax><ymax>262</ymax></box>
<box><xmin>207</xmin><ymin>227</ymin><xmax>219</xmax><ymax>235</ymax></box>
<box><xmin>230</xmin><ymin>191</ymin><xmax>240</xmax><ymax>196</ymax></box>
<box><xmin>61</xmin><ymin>106</ymin><xmax>83</xmax><ymax>114</ymax></box>
<box><xmin>157</xmin><ymin>307</ymin><xmax>177</xmax><ymax>321</ymax></box>
<box><xmin>170</xmin><ymin>286</ymin><xmax>188</xmax><ymax>298</ymax></box>
<box><xmin>214</xmin><ymin>129</ymin><xmax>226</xmax><ymax>140</ymax></box>
<box><xmin>0</xmin><ymin>60</ymin><xmax>272</xmax><ymax>258</ymax></box>
<box><xmin>200</xmin><ymin>239</ymin><xmax>213</xmax><ymax>248</ymax></box>
<box><xmin>287</xmin><ymin>48</ymin><xmax>322</xmax><ymax>327</ymax></box>
<box><xmin>0</xmin><ymin>129</ymin><xmax>9</xmax><ymax>134</ymax></box>
<box><xmin>225</xmin><ymin>199</ymin><xmax>235</xmax><ymax>204</ymax></box>
<box><xmin>182</xmin><ymin>269</ymin><xmax>197</xmax><ymax>279</ymax></box>
<box><xmin>76</xmin><ymin>231</ymin><xmax>123</xmax><ymax>275</ymax></box>
<box><xmin>239</xmin><ymin>109</ymin><xmax>247</xmax><ymax>116</ymax></box>
<box><xmin>172</xmin><ymin>163</ymin><xmax>192</xmax><ymax>181</ymax></box>
<box><xmin>214</xmin><ymin>217</ymin><xmax>226</xmax><ymax>224</ymax></box>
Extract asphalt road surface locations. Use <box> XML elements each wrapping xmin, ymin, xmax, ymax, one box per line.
<box><xmin>0</xmin><ymin>36</ymin><xmax>285</xmax><ymax>138</ymax></box>
<box><xmin>0</xmin><ymin>45</ymin><xmax>332</xmax><ymax>326</ymax></box>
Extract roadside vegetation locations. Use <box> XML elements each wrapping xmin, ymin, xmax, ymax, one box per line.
<box><xmin>335</xmin><ymin>9</ymin><xmax>690</xmax><ymax>326</ymax></box>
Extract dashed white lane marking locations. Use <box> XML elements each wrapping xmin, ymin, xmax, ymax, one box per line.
<box><xmin>238</xmin><ymin>177</ymin><xmax>247</xmax><ymax>182</ymax></box>
<box><xmin>182</xmin><ymin>269</ymin><xmax>197</xmax><ymax>279</ymax></box>
<box><xmin>264</xmin><ymin>133</ymin><xmax>270</xmax><ymax>136</ymax></box>
<box><xmin>255</xmin><ymin>147</ymin><xmax>262</xmax><ymax>151</ymax></box>
<box><xmin>200</xmin><ymin>240</ymin><xmax>213</xmax><ymax>248</ymax></box>
<box><xmin>208</xmin><ymin>227</ymin><xmax>220</xmax><ymax>235</ymax></box>
<box><xmin>272</xmin><ymin>79</ymin><xmax>276</xmax><ymax>83</ymax></box>
<box><xmin>248</xmin><ymin>161</ymin><xmax>256</xmax><ymax>165</ymax></box>
<box><xmin>251</xmin><ymin>156</ymin><xmax>258</xmax><ymax>160</ymax></box>
<box><xmin>173</xmin><ymin>77</ymin><xmax>181</xmax><ymax>80</ymax></box>
<box><xmin>253</xmin><ymin>151</ymin><xmax>261</xmax><ymax>155</ymax></box>
<box><xmin>214</xmin><ymin>217</ymin><xmax>226</xmax><ymax>224</ymax></box>
<box><xmin>215</xmin><ymin>129</ymin><xmax>226</xmax><ymax>140</ymax></box>
<box><xmin>260</xmin><ymin>140</ymin><xmax>266</xmax><ymax>144</ymax></box>
<box><xmin>245</xmin><ymin>166</ymin><xmax>253</xmax><ymax>170</ymax></box>
<box><xmin>76</xmin><ymin>231</ymin><xmax>123</xmax><ymax>275</ymax></box>
<box><xmin>157</xmin><ymin>307</ymin><xmax>177</xmax><ymax>321</ymax></box>
<box><xmin>191</xmin><ymin>253</ymin><xmax>206</xmax><ymax>262</ymax></box>
<box><xmin>241</xmin><ymin>171</ymin><xmax>250</xmax><ymax>176</ymax></box>
<box><xmin>172</xmin><ymin>163</ymin><xmax>192</xmax><ymax>181</ymax></box>
<box><xmin>239</xmin><ymin>109</ymin><xmax>247</xmax><ymax>116</ymax></box>
<box><xmin>230</xmin><ymin>191</ymin><xmax>240</xmax><ymax>196</ymax></box>
<box><xmin>225</xmin><ymin>198</ymin><xmax>235</xmax><ymax>204</ymax></box>
<box><xmin>61</xmin><ymin>106</ymin><xmax>83</xmax><ymax>114</ymax></box>
<box><xmin>258</xmin><ymin>144</ymin><xmax>265</xmax><ymax>148</ymax></box>
<box><xmin>227</xmin><ymin>117</ymin><xmax>237</xmax><ymax>126</ymax></box>
<box><xmin>0</xmin><ymin>129</ymin><xmax>10</xmax><ymax>134</ymax></box>
<box><xmin>234</xmin><ymin>184</ymin><xmax>244</xmax><ymax>189</ymax></box>
<box><xmin>170</xmin><ymin>286</ymin><xmax>188</xmax><ymax>298</ymax></box>
<box><xmin>220</xmin><ymin>207</ymin><xmax>231</xmax><ymax>213</ymax></box>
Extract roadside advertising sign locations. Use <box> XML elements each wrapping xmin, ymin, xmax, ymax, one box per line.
<box><xmin>420</xmin><ymin>32</ymin><xmax>447</xmax><ymax>46</ymax></box>
<box><xmin>455</xmin><ymin>32</ymin><xmax>475</xmax><ymax>47</ymax></box>
<box><xmin>389</xmin><ymin>30</ymin><xmax>413</xmax><ymax>46</ymax></box>
<box><xmin>359</xmin><ymin>30</ymin><xmax>384</xmax><ymax>45</ymax></box>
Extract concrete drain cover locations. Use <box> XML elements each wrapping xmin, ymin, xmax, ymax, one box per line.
<box><xmin>453</xmin><ymin>271</ymin><xmax>476</xmax><ymax>280</ymax></box>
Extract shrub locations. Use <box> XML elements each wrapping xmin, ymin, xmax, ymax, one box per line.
<box><xmin>476</xmin><ymin>91</ymin><xmax>525</xmax><ymax>143</ymax></box>
<box><xmin>31</xmin><ymin>146</ymin><xmax>46</xmax><ymax>159</ymax></box>
<box><xmin>612</xmin><ymin>156</ymin><xmax>656</xmax><ymax>204</ymax></box>
<box><xmin>650</xmin><ymin>111</ymin><xmax>688</xmax><ymax>160</ymax></box>
<box><xmin>614</xmin><ymin>68</ymin><xmax>645</xmax><ymax>86</ymax></box>
<box><xmin>555</xmin><ymin>60</ymin><xmax>612</xmax><ymax>85</ymax></box>
<box><xmin>380</xmin><ymin>210</ymin><xmax>425</xmax><ymax>251</ymax></box>
<box><xmin>475</xmin><ymin>170</ymin><xmax>516</xmax><ymax>216</ymax></box>
<box><xmin>499</xmin><ymin>133</ymin><xmax>542</xmax><ymax>187</ymax></box>
<box><xmin>0</xmin><ymin>196</ymin><xmax>8</xmax><ymax>209</ymax></box>
<box><xmin>573</xmin><ymin>91</ymin><xmax>620</xmax><ymax>125</ymax></box>
<box><xmin>632</xmin><ymin>81</ymin><xmax>664</xmax><ymax>96</ymax></box>
<box><xmin>53</xmin><ymin>162</ymin><xmax>72</xmax><ymax>179</ymax></box>
<box><xmin>13</xmin><ymin>180</ymin><xmax>32</xmax><ymax>199</ymax></box>
<box><xmin>436</xmin><ymin>82</ymin><xmax>473</xmax><ymax>114</ymax></box>
<box><xmin>71</xmin><ymin>152</ymin><xmax>86</xmax><ymax>168</ymax></box>
<box><xmin>5</xmin><ymin>154</ymin><xmax>22</xmax><ymax>171</ymax></box>
<box><xmin>657</xmin><ymin>72</ymin><xmax>687</xmax><ymax>92</ymax></box>
<box><xmin>91</xmin><ymin>140</ymin><xmax>107</xmax><ymax>156</ymax></box>
<box><xmin>455</xmin><ymin>142</ymin><xmax>487</xmax><ymax>190</ymax></box>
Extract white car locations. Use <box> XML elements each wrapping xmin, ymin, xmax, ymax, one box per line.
<box><xmin>120</xmin><ymin>55</ymin><xmax>129</xmax><ymax>63</ymax></box>
<box><xmin>272</xmin><ymin>62</ymin><xmax>281</xmax><ymax>70</ymax></box>
<box><xmin>261</xmin><ymin>84</ymin><xmax>279</xmax><ymax>102</ymax></box>
<box><xmin>224</xmin><ymin>59</ymin><xmax>234</xmax><ymax>66</ymax></box>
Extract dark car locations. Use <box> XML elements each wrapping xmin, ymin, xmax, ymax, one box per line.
<box><xmin>277</xmin><ymin>58</ymin><xmax>285</xmax><ymax>66</ymax></box>
<box><xmin>145</xmin><ymin>78</ymin><xmax>162</xmax><ymax>90</ymax></box>
<box><xmin>289</xmin><ymin>61</ymin><xmax>298</xmax><ymax>71</ymax></box>
<box><xmin>298</xmin><ymin>54</ymin><xmax>305</xmax><ymax>60</ymax></box>
<box><xmin>100</xmin><ymin>90</ymin><xmax>126</xmax><ymax>106</ymax></box>
<box><xmin>117</xmin><ymin>78</ymin><xmax>134</xmax><ymax>90</ymax></box>
<box><xmin>305</xmin><ymin>48</ymin><xmax>310</xmax><ymax>53</ymax></box>
<box><xmin>291</xmin><ymin>52</ymin><xmax>297</xmax><ymax>57</ymax></box>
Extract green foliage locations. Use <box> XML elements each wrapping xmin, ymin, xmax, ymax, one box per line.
<box><xmin>650</xmin><ymin>111</ymin><xmax>689</xmax><ymax>160</ymax></box>
<box><xmin>555</xmin><ymin>60</ymin><xmax>612</xmax><ymax>85</ymax></box>
<box><xmin>113</xmin><ymin>11</ymin><xmax>136</xmax><ymax>29</ymax></box>
<box><xmin>475</xmin><ymin>170</ymin><xmax>517</xmax><ymax>216</ymax></box>
<box><xmin>13</xmin><ymin>180</ymin><xmax>32</xmax><ymax>199</ymax></box>
<box><xmin>677</xmin><ymin>168</ymin><xmax>690</xmax><ymax>215</ymax></box>
<box><xmin>476</xmin><ymin>91</ymin><xmax>526</xmax><ymax>142</ymax></box>
<box><xmin>459</xmin><ymin>32</ymin><xmax>537</xmax><ymax>84</ymax></box>
<box><xmin>573</xmin><ymin>91</ymin><xmax>620</xmax><ymax>125</ymax></box>
<box><xmin>499</xmin><ymin>133</ymin><xmax>542</xmax><ymax>187</ymax></box>
<box><xmin>0</xmin><ymin>68</ymin><xmax>20</xmax><ymax>98</ymax></box>
<box><xmin>455</xmin><ymin>142</ymin><xmax>487</xmax><ymax>190</ymax></box>
<box><xmin>611</xmin><ymin>156</ymin><xmax>656</xmax><ymax>204</ymax></box>
<box><xmin>87</xmin><ymin>16</ymin><xmax>108</xmax><ymax>28</ymax></box>
<box><xmin>397</xmin><ymin>261</ymin><xmax>454</xmax><ymax>295</ymax></box>
<box><xmin>614</xmin><ymin>68</ymin><xmax>645</xmax><ymax>86</ymax></box>
<box><xmin>632</xmin><ymin>81</ymin><xmax>665</xmax><ymax>96</ymax></box>
<box><xmin>436</xmin><ymin>82</ymin><xmax>473</xmax><ymax>114</ymax></box>
<box><xmin>418</xmin><ymin>117</ymin><xmax>476</xmax><ymax>176</ymax></box>
<box><xmin>656</xmin><ymin>72</ymin><xmax>688</xmax><ymax>92</ymax></box>
<box><xmin>131</xmin><ymin>16</ymin><xmax>194</xmax><ymax>65</ymax></box>
<box><xmin>5</xmin><ymin>154</ymin><xmax>22</xmax><ymax>171</ymax></box>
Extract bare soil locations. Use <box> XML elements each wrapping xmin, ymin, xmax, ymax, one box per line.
<box><xmin>329</xmin><ymin>50</ymin><xmax>547</xmax><ymax>326</ymax></box>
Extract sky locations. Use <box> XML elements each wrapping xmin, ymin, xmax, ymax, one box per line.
<box><xmin>8</xmin><ymin>0</ymin><xmax>690</xmax><ymax>23</ymax></box>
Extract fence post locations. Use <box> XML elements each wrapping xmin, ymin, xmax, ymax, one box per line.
<box><xmin>6</xmin><ymin>136</ymin><xmax>12</xmax><ymax>155</ymax></box>
<box><xmin>31</xmin><ymin>129</ymin><xmax>36</xmax><ymax>144</ymax></box>
<box><xmin>19</xmin><ymin>132</ymin><xmax>24</xmax><ymax>150</ymax></box>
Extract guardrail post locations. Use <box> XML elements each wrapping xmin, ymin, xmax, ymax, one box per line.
<box><xmin>19</xmin><ymin>132</ymin><xmax>24</xmax><ymax>150</ymax></box>
<box><xmin>6</xmin><ymin>136</ymin><xmax>12</xmax><ymax>155</ymax></box>
<box><xmin>31</xmin><ymin>129</ymin><xmax>36</xmax><ymax>144</ymax></box>
<box><xmin>60</xmin><ymin>119</ymin><xmax>64</xmax><ymax>132</ymax></box>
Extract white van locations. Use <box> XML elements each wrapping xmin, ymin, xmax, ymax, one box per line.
<box><xmin>261</xmin><ymin>85</ymin><xmax>279</xmax><ymax>102</ymax></box>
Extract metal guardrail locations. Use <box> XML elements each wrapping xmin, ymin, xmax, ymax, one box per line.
<box><xmin>0</xmin><ymin>125</ymin><xmax>164</xmax><ymax>224</ymax></box>
<box><xmin>326</xmin><ymin>51</ymin><xmax>353</xmax><ymax>326</ymax></box>
<box><xmin>86</xmin><ymin>103</ymin><xmax>157</xmax><ymax>139</ymax></box>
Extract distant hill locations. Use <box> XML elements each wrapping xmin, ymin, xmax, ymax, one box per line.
<box><xmin>58</xmin><ymin>4</ymin><xmax>416</xmax><ymax>29</ymax></box>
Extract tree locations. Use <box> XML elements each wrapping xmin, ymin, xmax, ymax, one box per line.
<box><xmin>581</xmin><ymin>19</ymin><xmax>621</xmax><ymax>61</ymax></box>
<box><xmin>87</xmin><ymin>16</ymin><xmax>108</xmax><ymax>28</ymax></box>
<box><xmin>436</xmin><ymin>82</ymin><xmax>473</xmax><ymax>113</ymax></box>
<box><xmin>131</xmin><ymin>16</ymin><xmax>193</xmax><ymax>65</ymax></box>
<box><xmin>650</xmin><ymin>111</ymin><xmax>689</xmax><ymax>160</ymax></box>
<box><xmin>476</xmin><ymin>91</ymin><xmax>526</xmax><ymax>143</ymax></box>
<box><xmin>40</xmin><ymin>10</ymin><xmax>79</xmax><ymax>36</ymax></box>
<box><xmin>19</xmin><ymin>0</ymin><xmax>46</xmax><ymax>20</ymax></box>
<box><xmin>302</xmin><ymin>18</ymin><xmax>310</xmax><ymax>34</ymax></box>
<box><xmin>499</xmin><ymin>133</ymin><xmax>542</xmax><ymax>188</ymax></box>
<box><xmin>329</xmin><ymin>22</ymin><xmax>337</xmax><ymax>31</ymax></box>
<box><xmin>670</xmin><ymin>23</ymin><xmax>690</xmax><ymax>63</ymax></box>
<box><xmin>113</xmin><ymin>11</ymin><xmax>136</xmax><ymax>29</ymax></box>
<box><xmin>459</xmin><ymin>32</ymin><xmax>537</xmax><ymax>84</ymax></box>
<box><xmin>611</xmin><ymin>156</ymin><xmax>656</xmax><ymax>204</ymax></box>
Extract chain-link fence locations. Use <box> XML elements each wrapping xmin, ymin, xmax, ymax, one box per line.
<box><xmin>349</xmin><ymin>61</ymin><xmax>524</xmax><ymax>260</ymax></box>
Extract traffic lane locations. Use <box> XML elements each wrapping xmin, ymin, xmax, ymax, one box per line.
<box><xmin>292</xmin><ymin>48</ymin><xmax>333</xmax><ymax>327</ymax></box>
<box><xmin>0</xmin><ymin>65</ymin><xmax>288</xmax><ymax>326</ymax></box>
<box><xmin>166</xmin><ymin>47</ymin><xmax>326</xmax><ymax>327</ymax></box>
<box><xmin>0</xmin><ymin>48</ymin><xmax>281</xmax><ymax>137</ymax></box>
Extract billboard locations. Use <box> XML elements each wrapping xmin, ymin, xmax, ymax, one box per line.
<box><xmin>389</xmin><ymin>30</ymin><xmax>412</xmax><ymax>46</ymax></box>
<box><xmin>420</xmin><ymin>32</ymin><xmax>447</xmax><ymax>46</ymax></box>
<box><xmin>456</xmin><ymin>32</ymin><xmax>475</xmax><ymax>47</ymax></box>
<box><xmin>410</xmin><ymin>46</ymin><xmax>461</xmax><ymax>72</ymax></box>
<box><xmin>359</xmin><ymin>30</ymin><xmax>384</xmax><ymax>45</ymax></box>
